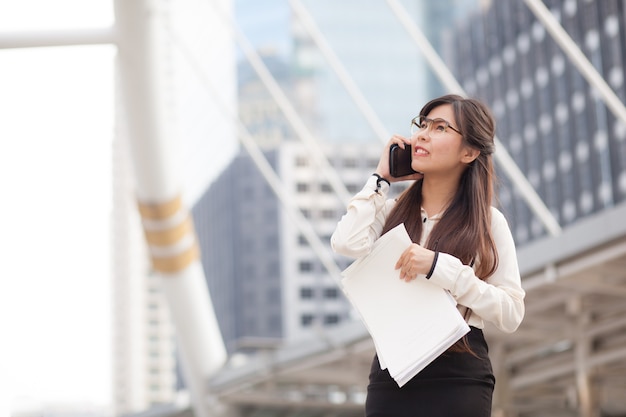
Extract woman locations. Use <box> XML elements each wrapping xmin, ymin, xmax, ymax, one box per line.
<box><xmin>331</xmin><ymin>95</ymin><xmax>525</xmax><ymax>416</ymax></box>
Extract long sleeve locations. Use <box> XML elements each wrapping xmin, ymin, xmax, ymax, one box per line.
<box><xmin>425</xmin><ymin>207</ymin><xmax>525</xmax><ymax>333</ymax></box>
<box><xmin>331</xmin><ymin>175</ymin><xmax>396</xmax><ymax>259</ymax></box>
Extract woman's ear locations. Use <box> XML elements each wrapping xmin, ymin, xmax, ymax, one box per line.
<box><xmin>461</xmin><ymin>147</ymin><xmax>480</xmax><ymax>164</ymax></box>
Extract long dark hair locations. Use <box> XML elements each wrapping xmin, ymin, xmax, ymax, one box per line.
<box><xmin>382</xmin><ymin>94</ymin><xmax>498</xmax><ymax>352</ymax></box>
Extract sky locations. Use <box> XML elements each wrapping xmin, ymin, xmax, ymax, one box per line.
<box><xmin>0</xmin><ymin>1</ymin><xmax>115</xmax><ymax>414</ymax></box>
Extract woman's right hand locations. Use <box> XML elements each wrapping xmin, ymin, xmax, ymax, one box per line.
<box><xmin>374</xmin><ymin>135</ymin><xmax>423</xmax><ymax>183</ymax></box>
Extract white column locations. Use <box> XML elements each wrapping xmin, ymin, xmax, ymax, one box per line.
<box><xmin>0</xmin><ymin>28</ymin><xmax>115</xmax><ymax>49</ymax></box>
<box><xmin>568</xmin><ymin>297</ymin><xmax>594</xmax><ymax>417</ymax></box>
<box><xmin>113</xmin><ymin>1</ymin><xmax>227</xmax><ymax>417</ymax></box>
<box><xmin>490</xmin><ymin>341</ymin><xmax>514</xmax><ymax>417</ymax></box>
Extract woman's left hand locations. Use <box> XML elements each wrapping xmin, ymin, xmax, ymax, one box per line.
<box><xmin>395</xmin><ymin>243</ymin><xmax>436</xmax><ymax>281</ymax></box>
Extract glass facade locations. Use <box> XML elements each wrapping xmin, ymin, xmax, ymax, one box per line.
<box><xmin>447</xmin><ymin>0</ymin><xmax>626</xmax><ymax>246</ymax></box>
<box><xmin>192</xmin><ymin>150</ymin><xmax>284</xmax><ymax>351</ymax></box>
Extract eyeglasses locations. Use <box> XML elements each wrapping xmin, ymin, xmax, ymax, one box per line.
<box><xmin>410</xmin><ymin>115</ymin><xmax>462</xmax><ymax>136</ymax></box>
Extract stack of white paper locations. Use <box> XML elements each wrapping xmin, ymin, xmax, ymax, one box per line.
<box><xmin>340</xmin><ymin>223</ymin><xmax>470</xmax><ymax>387</ymax></box>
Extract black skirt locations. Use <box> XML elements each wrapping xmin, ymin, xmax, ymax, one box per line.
<box><xmin>365</xmin><ymin>327</ymin><xmax>495</xmax><ymax>417</ymax></box>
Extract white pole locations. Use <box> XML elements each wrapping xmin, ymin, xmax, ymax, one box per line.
<box><xmin>386</xmin><ymin>0</ymin><xmax>562</xmax><ymax>237</ymax></box>
<box><xmin>113</xmin><ymin>1</ymin><xmax>227</xmax><ymax>417</ymax></box>
<box><xmin>0</xmin><ymin>28</ymin><xmax>115</xmax><ymax>49</ymax></box>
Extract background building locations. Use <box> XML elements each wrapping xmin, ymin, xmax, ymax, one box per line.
<box><xmin>193</xmin><ymin>141</ymin><xmax>386</xmax><ymax>349</ymax></box>
<box><xmin>446</xmin><ymin>0</ymin><xmax>626</xmax><ymax>245</ymax></box>
<box><xmin>193</xmin><ymin>150</ymin><xmax>284</xmax><ymax>352</ymax></box>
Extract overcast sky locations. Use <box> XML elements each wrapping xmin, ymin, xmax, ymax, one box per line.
<box><xmin>0</xmin><ymin>1</ymin><xmax>115</xmax><ymax>414</ymax></box>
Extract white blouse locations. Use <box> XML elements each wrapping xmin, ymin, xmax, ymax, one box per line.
<box><xmin>331</xmin><ymin>175</ymin><xmax>525</xmax><ymax>333</ymax></box>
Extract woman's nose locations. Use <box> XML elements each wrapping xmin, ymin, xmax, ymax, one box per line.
<box><xmin>416</xmin><ymin>129</ymin><xmax>430</xmax><ymax>142</ymax></box>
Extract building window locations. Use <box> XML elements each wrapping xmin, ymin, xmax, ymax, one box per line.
<box><xmin>298</xmin><ymin>234</ymin><xmax>308</xmax><ymax>246</ymax></box>
<box><xmin>296</xmin><ymin>156</ymin><xmax>309</xmax><ymax>167</ymax></box>
<box><xmin>343</xmin><ymin>158</ymin><xmax>357</xmax><ymax>168</ymax></box>
<box><xmin>324</xmin><ymin>288</ymin><xmax>339</xmax><ymax>299</ymax></box>
<box><xmin>299</xmin><ymin>261</ymin><xmax>313</xmax><ymax>272</ymax></box>
<box><xmin>320</xmin><ymin>183</ymin><xmax>332</xmax><ymax>193</ymax></box>
<box><xmin>296</xmin><ymin>182</ymin><xmax>310</xmax><ymax>193</ymax></box>
<box><xmin>301</xmin><ymin>314</ymin><xmax>314</xmax><ymax>326</ymax></box>
<box><xmin>300</xmin><ymin>287</ymin><xmax>314</xmax><ymax>299</ymax></box>
<box><xmin>321</xmin><ymin>209</ymin><xmax>336</xmax><ymax>219</ymax></box>
<box><xmin>324</xmin><ymin>314</ymin><xmax>340</xmax><ymax>325</ymax></box>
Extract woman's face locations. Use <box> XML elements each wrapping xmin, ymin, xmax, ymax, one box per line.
<box><xmin>410</xmin><ymin>104</ymin><xmax>477</xmax><ymax>177</ymax></box>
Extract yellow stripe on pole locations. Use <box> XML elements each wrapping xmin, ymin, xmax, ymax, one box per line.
<box><xmin>137</xmin><ymin>195</ymin><xmax>200</xmax><ymax>274</ymax></box>
<box><xmin>143</xmin><ymin>215</ymin><xmax>195</xmax><ymax>246</ymax></box>
<box><xmin>137</xmin><ymin>195</ymin><xmax>182</xmax><ymax>220</ymax></box>
<box><xmin>151</xmin><ymin>243</ymin><xmax>200</xmax><ymax>274</ymax></box>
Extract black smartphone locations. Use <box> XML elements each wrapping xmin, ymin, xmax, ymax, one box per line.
<box><xmin>389</xmin><ymin>144</ymin><xmax>417</xmax><ymax>177</ymax></box>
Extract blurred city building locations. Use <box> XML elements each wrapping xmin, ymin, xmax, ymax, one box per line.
<box><xmin>193</xmin><ymin>141</ymin><xmax>384</xmax><ymax>351</ymax></box>
<box><xmin>192</xmin><ymin>148</ymin><xmax>284</xmax><ymax>352</ymax></box>
<box><xmin>448</xmin><ymin>0</ymin><xmax>626</xmax><ymax>244</ymax></box>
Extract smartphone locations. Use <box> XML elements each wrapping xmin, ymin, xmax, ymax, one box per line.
<box><xmin>389</xmin><ymin>144</ymin><xmax>417</xmax><ymax>177</ymax></box>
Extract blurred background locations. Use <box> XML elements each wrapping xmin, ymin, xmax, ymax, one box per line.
<box><xmin>1</xmin><ymin>0</ymin><xmax>626</xmax><ymax>416</ymax></box>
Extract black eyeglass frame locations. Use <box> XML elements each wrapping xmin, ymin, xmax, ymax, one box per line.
<box><xmin>411</xmin><ymin>115</ymin><xmax>462</xmax><ymax>135</ymax></box>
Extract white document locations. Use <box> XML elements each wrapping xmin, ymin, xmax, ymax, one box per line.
<box><xmin>340</xmin><ymin>223</ymin><xmax>470</xmax><ymax>387</ymax></box>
